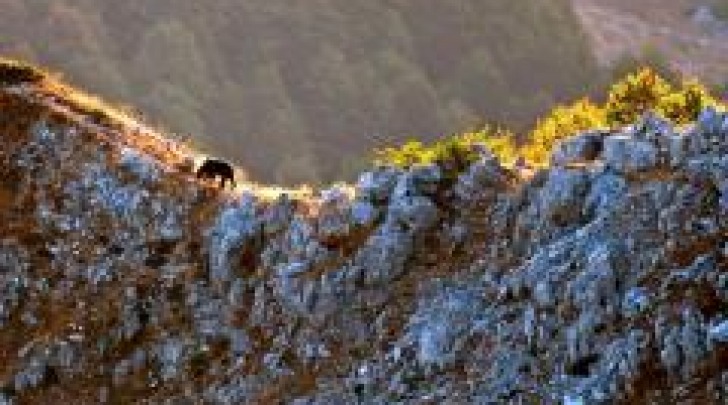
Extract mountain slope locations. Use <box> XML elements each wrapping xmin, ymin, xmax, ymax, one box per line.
<box><xmin>572</xmin><ymin>0</ymin><xmax>728</xmax><ymax>86</ymax></box>
<box><xmin>0</xmin><ymin>0</ymin><xmax>597</xmax><ymax>183</ymax></box>
<box><xmin>0</xmin><ymin>62</ymin><xmax>727</xmax><ymax>404</ymax></box>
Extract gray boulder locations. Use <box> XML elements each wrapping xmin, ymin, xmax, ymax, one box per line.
<box><xmin>622</xmin><ymin>287</ymin><xmax>652</xmax><ymax>318</ymax></box>
<box><xmin>403</xmin><ymin>288</ymin><xmax>482</xmax><ymax>368</ymax></box>
<box><xmin>154</xmin><ymin>338</ymin><xmax>188</xmax><ymax>382</ymax></box>
<box><xmin>709</xmin><ymin>320</ymin><xmax>728</xmax><ymax>343</ymax></box>
<box><xmin>263</xmin><ymin>194</ymin><xmax>295</xmax><ymax>236</ymax></box>
<box><xmin>538</xmin><ymin>168</ymin><xmax>590</xmax><ymax>223</ymax></box>
<box><xmin>208</xmin><ymin>195</ymin><xmax>262</xmax><ymax>284</ymax></box>
<box><xmin>454</xmin><ymin>157</ymin><xmax>511</xmax><ymax>202</ymax></box>
<box><xmin>118</xmin><ymin>147</ymin><xmax>162</xmax><ymax>184</ymax></box>
<box><xmin>356</xmin><ymin>167</ymin><xmax>401</xmax><ymax>203</ymax></box>
<box><xmin>355</xmin><ymin>224</ymin><xmax>413</xmax><ymax>285</ymax></box>
<box><xmin>317</xmin><ymin>187</ymin><xmax>353</xmax><ymax>242</ymax></box>
<box><xmin>387</xmin><ymin>195</ymin><xmax>439</xmax><ymax>232</ymax></box>
<box><xmin>392</xmin><ymin>164</ymin><xmax>442</xmax><ymax>199</ymax></box>
<box><xmin>696</xmin><ymin>106</ymin><xmax>725</xmax><ymax>135</ymax></box>
<box><xmin>551</xmin><ymin>131</ymin><xmax>605</xmax><ymax>166</ymax></box>
<box><xmin>603</xmin><ymin>135</ymin><xmax>659</xmax><ymax>173</ymax></box>
<box><xmin>668</xmin><ymin>133</ymin><xmax>691</xmax><ymax>167</ymax></box>
<box><xmin>584</xmin><ymin>173</ymin><xmax>627</xmax><ymax>218</ymax></box>
<box><xmin>350</xmin><ymin>200</ymin><xmax>379</xmax><ymax>228</ymax></box>
<box><xmin>633</xmin><ymin>111</ymin><xmax>674</xmax><ymax>139</ymax></box>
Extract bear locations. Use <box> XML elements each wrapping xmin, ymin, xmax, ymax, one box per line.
<box><xmin>196</xmin><ymin>158</ymin><xmax>236</xmax><ymax>189</ymax></box>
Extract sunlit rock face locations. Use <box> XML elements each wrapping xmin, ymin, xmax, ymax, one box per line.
<box><xmin>0</xmin><ymin>79</ymin><xmax>727</xmax><ymax>404</ymax></box>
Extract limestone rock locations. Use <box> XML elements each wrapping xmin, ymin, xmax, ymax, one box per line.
<box><xmin>603</xmin><ymin>134</ymin><xmax>659</xmax><ymax>173</ymax></box>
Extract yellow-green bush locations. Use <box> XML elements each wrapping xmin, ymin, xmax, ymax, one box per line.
<box><xmin>604</xmin><ymin>68</ymin><xmax>672</xmax><ymax>126</ymax></box>
<box><xmin>374</xmin><ymin>126</ymin><xmax>516</xmax><ymax>171</ymax></box>
<box><xmin>476</xmin><ymin>131</ymin><xmax>518</xmax><ymax>165</ymax></box>
<box><xmin>657</xmin><ymin>79</ymin><xmax>718</xmax><ymax>125</ymax></box>
<box><xmin>375</xmin><ymin>139</ymin><xmax>431</xmax><ymax>169</ymax></box>
<box><xmin>376</xmin><ymin>68</ymin><xmax>724</xmax><ymax>171</ymax></box>
<box><xmin>604</xmin><ymin>68</ymin><xmax>719</xmax><ymax>126</ymax></box>
<box><xmin>521</xmin><ymin>99</ymin><xmax>606</xmax><ymax>166</ymax></box>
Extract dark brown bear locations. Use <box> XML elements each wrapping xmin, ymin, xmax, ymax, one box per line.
<box><xmin>196</xmin><ymin>159</ymin><xmax>236</xmax><ymax>189</ymax></box>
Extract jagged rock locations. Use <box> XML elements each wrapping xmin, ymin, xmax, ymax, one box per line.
<box><xmin>77</xmin><ymin>163</ymin><xmax>149</xmax><ymax>221</ymax></box>
<box><xmin>551</xmin><ymin>131</ymin><xmax>605</xmax><ymax>166</ymax></box>
<box><xmin>683</xmin><ymin>109</ymin><xmax>728</xmax><ymax>159</ymax></box>
<box><xmin>696</xmin><ymin>106</ymin><xmax>725</xmax><ymax>135</ymax></box>
<box><xmin>263</xmin><ymin>194</ymin><xmax>295</xmax><ymax>236</ymax></box>
<box><xmin>633</xmin><ymin>111</ymin><xmax>674</xmax><ymax>139</ymax></box>
<box><xmin>355</xmin><ymin>224</ymin><xmax>413</xmax><ymax>284</ymax></box>
<box><xmin>392</xmin><ymin>164</ymin><xmax>442</xmax><ymax>198</ymax></box>
<box><xmin>118</xmin><ymin>147</ymin><xmax>161</xmax><ymax>184</ymax></box>
<box><xmin>350</xmin><ymin>200</ymin><xmax>379</xmax><ymax>228</ymax></box>
<box><xmin>317</xmin><ymin>187</ymin><xmax>352</xmax><ymax>242</ymax></box>
<box><xmin>715</xmin><ymin>273</ymin><xmax>728</xmax><ymax>302</ymax></box>
<box><xmin>386</xmin><ymin>195</ymin><xmax>439</xmax><ymax>232</ymax></box>
<box><xmin>227</xmin><ymin>278</ymin><xmax>246</xmax><ymax>306</ymax></box>
<box><xmin>403</xmin><ymin>288</ymin><xmax>482</xmax><ymax>367</ymax></box>
<box><xmin>668</xmin><ymin>133</ymin><xmax>691</xmax><ymax>167</ymax></box>
<box><xmin>444</xmin><ymin>221</ymin><xmax>468</xmax><ymax>249</ymax></box>
<box><xmin>228</xmin><ymin>328</ymin><xmax>251</xmax><ymax>356</ymax></box>
<box><xmin>263</xmin><ymin>352</ymin><xmax>292</xmax><ymax>377</ymax></box>
<box><xmin>603</xmin><ymin>134</ymin><xmax>659</xmax><ymax>173</ymax></box>
<box><xmin>563</xmin><ymin>394</ymin><xmax>586</xmax><ymax>405</ymax></box>
<box><xmin>207</xmin><ymin>195</ymin><xmax>262</xmax><ymax>284</ymax></box>
<box><xmin>204</xmin><ymin>376</ymin><xmax>255</xmax><ymax>405</ymax></box>
<box><xmin>584</xmin><ymin>172</ymin><xmax>627</xmax><ymax>218</ymax></box>
<box><xmin>13</xmin><ymin>356</ymin><xmax>48</xmax><ymax>392</ymax></box>
<box><xmin>709</xmin><ymin>320</ymin><xmax>728</xmax><ymax>343</ymax></box>
<box><xmin>0</xmin><ymin>393</ymin><xmax>14</xmax><ymax>405</ymax></box>
<box><xmin>356</xmin><ymin>167</ymin><xmax>401</xmax><ymax>203</ymax></box>
<box><xmin>538</xmin><ymin>167</ymin><xmax>590</xmax><ymax>223</ymax></box>
<box><xmin>1</xmin><ymin>77</ymin><xmax>727</xmax><ymax>404</ymax></box>
<box><xmin>112</xmin><ymin>359</ymin><xmax>132</xmax><ymax>386</ymax></box>
<box><xmin>155</xmin><ymin>337</ymin><xmax>188</xmax><ymax>382</ymax></box>
<box><xmin>679</xmin><ymin>308</ymin><xmax>709</xmax><ymax>377</ymax></box>
<box><xmin>454</xmin><ymin>157</ymin><xmax>510</xmax><ymax>201</ymax></box>
<box><xmin>622</xmin><ymin>287</ymin><xmax>652</xmax><ymax>318</ymax></box>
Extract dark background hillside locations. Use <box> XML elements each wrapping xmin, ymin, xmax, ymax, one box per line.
<box><xmin>0</xmin><ymin>0</ymin><xmax>600</xmax><ymax>183</ymax></box>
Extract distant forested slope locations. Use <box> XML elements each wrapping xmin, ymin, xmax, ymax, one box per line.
<box><xmin>0</xmin><ymin>0</ymin><xmax>598</xmax><ymax>183</ymax></box>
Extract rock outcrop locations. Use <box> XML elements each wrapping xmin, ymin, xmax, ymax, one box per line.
<box><xmin>0</xmin><ymin>74</ymin><xmax>726</xmax><ymax>404</ymax></box>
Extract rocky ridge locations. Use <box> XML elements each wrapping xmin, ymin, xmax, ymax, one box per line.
<box><xmin>0</xmin><ymin>73</ymin><xmax>727</xmax><ymax>404</ymax></box>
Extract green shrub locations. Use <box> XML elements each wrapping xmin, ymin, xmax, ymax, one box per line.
<box><xmin>476</xmin><ymin>130</ymin><xmax>518</xmax><ymax>165</ymax></box>
<box><xmin>605</xmin><ymin>68</ymin><xmax>672</xmax><ymax>126</ymax></box>
<box><xmin>657</xmin><ymin>79</ymin><xmax>717</xmax><ymax>124</ymax></box>
<box><xmin>605</xmin><ymin>68</ymin><xmax>720</xmax><ymax>126</ymax></box>
<box><xmin>374</xmin><ymin>126</ymin><xmax>516</xmax><ymax>171</ymax></box>
<box><xmin>375</xmin><ymin>139</ymin><xmax>431</xmax><ymax>168</ymax></box>
<box><xmin>377</xmin><ymin>68</ymin><xmax>724</xmax><ymax>172</ymax></box>
<box><xmin>522</xmin><ymin>98</ymin><xmax>606</xmax><ymax>166</ymax></box>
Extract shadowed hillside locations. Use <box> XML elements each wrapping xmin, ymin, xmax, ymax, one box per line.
<box><xmin>572</xmin><ymin>0</ymin><xmax>728</xmax><ymax>89</ymax></box>
<box><xmin>0</xmin><ymin>0</ymin><xmax>597</xmax><ymax>183</ymax></box>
